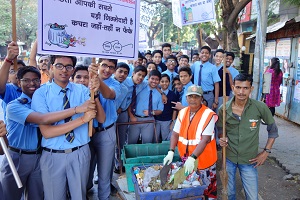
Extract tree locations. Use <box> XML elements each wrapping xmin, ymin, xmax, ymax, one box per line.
<box><xmin>0</xmin><ymin>0</ymin><xmax>37</xmax><ymax>48</ymax></box>
<box><xmin>220</xmin><ymin>0</ymin><xmax>251</xmax><ymax>52</ymax></box>
<box><xmin>0</xmin><ymin>1</ymin><xmax>12</xmax><ymax>46</ymax></box>
<box><xmin>143</xmin><ymin>0</ymin><xmax>251</xmax><ymax>53</ymax></box>
<box><xmin>144</xmin><ymin>1</ymin><xmax>198</xmax><ymax>48</ymax></box>
<box><xmin>283</xmin><ymin>0</ymin><xmax>300</xmax><ymax>6</ymax></box>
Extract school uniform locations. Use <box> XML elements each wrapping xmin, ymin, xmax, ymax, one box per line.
<box><xmin>192</xmin><ymin>61</ymin><xmax>221</xmax><ymax>109</ymax></box>
<box><xmin>217</xmin><ymin>66</ymin><xmax>239</xmax><ymax>109</ymax></box>
<box><xmin>89</xmin><ymin>77</ymin><xmax>121</xmax><ymax>200</ymax></box>
<box><xmin>0</xmin><ymin>83</ymin><xmax>22</xmax><ymax>123</ymax></box>
<box><xmin>1</xmin><ymin>93</ymin><xmax>43</xmax><ymax>200</ymax></box>
<box><xmin>122</xmin><ymin>77</ymin><xmax>148</xmax><ymax>110</ymax></box>
<box><xmin>118</xmin><ymin>77</ymin><xmax>148</xmax><ymax>147</ymax></box>
<box><xmin>162</xmin><ymin>70</ymin><xmax>178</xmax><ymax>90</ymax></box>
<box><xmin>128</xmin><ymin>85</ymin><xmax>164</xmax><ymax>144</ymax></box>
<box><xmin>114</xmin><ymin>81</ymin><xmax>128</xmax><ymax>171</ymax></box>
<box><xmin>158</xmin><ymin>62</ymin><xmax>167</xmax><ymax>72</ymax></box>
<box><xmin>128</xmin><ymin>64</ymin><xmax>134</xmax><ymax>77</ymax></box>
<box><xmin>31</xmin><ymin>81</ymin><xmax>91</xmax><ymax>200</ymax></box>
<box><xmin>155</xmin><ymin>89</ymin><xmax>178</xmax><ymax>142</ymax></box>
<box><xmin>181</xmin><ymin>81</ymin><xmax>193</xmax><ymax>107</ymax></box>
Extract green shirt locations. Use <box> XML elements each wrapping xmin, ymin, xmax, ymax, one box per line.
<box><xmin>217</xmin><ymin>97</ymin><xmax>275</xmax><ymax>164</ymax></box>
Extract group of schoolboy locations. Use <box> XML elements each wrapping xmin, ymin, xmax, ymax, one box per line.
<box><xmin>0</xmin><ymin>41</ymin><xmax>240</xmax><ymax>200</ymax></box>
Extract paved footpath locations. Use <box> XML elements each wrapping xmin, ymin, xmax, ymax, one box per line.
<box><xmin>259</xmin><ymin>116</ymin><xmax>300</xmax><ymax>175</ymax></box>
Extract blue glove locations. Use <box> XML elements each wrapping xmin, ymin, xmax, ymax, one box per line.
<box><xmin>184</xmin><ymin>156</ymin><xmax>195</xmax><ymax>175</ymax></box>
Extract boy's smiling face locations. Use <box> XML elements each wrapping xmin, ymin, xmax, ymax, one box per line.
<box><xmin>132</xmin><ymin>71</ymin><xmax>146</xmax><ymax>85</ymax></box>
<box><xmin>160</xmin><ymin>76</ymin><xmax>170</xmax><ymax>91</ymax></box>
<box><xmin>148</xmin><ymin>75</ymin><xmax>160</xmax><ymax>89</ymax></box>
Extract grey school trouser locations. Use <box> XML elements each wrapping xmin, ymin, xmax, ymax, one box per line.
<box><xmin>155</xmin><ymin>120</ymin><xmax>172</xmax><ymax>142</ymax></box>
<box><xmin>115</xmin><ymin>111</ymin><xmax>129</xmax><ymax>168</ymax></box>
<box><xmin>1</xmin><ymin>150</ymin><xmax>43</xmax><ymax>200</ymax></box>
<box><xmin>40</xmin><ymin>144</ymin><xmax>90</xmax><ymax>200</ymax></box>
<box><xmin>128</xmin><ymin>116</ymin><xmax>155</xmax><ymax>144</ymax></box>
<box><xmin>89</xmin><ymin>125</ymin><xmax>116</xmax><ymax>200</ymax></box>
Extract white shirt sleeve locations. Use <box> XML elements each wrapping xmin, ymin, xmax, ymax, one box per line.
<box><xmin>199</xmin><ymin>117</ymin><xmax>215</xmax><ymax>139</ymax></box>
<box><xmin>173</xmin><ymin>117</ymin><xmax>181</xmax><ymax>133</ymax></box>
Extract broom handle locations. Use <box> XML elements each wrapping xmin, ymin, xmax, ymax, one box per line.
<box><xmin>88</xmin><ymin>58</ymin><xmax>96</xmax><ymax>137</ymax></box>
<box><xmin>222</xmin><ymin>55</ymin><xmax>227</xmax><ymax>170</ymax></box>
<box><xmin>11</xmin><ymin>0</ymin><xmax>18</xmax><ymax>71</ymax></box>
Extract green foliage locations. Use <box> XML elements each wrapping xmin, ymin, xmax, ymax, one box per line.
<box><xmin>145</xmin><ymin>0</ymin><xmax>223</xmax><ymax>47</ymax></box>
<box><xmin>150</xmin><ymin>3</ymin><xmax>198</xmax><ymax>45</ymax></box>
<box><xmin>0</xmin><ymin>1</ymin><xmax>11</xmax><ymax>45</ymax></box>
<box><xmin>282</xmin><ymin>0</ymin><xmax>300</xmax><ymax>6</ymax></box>
<box><xmin>0</xmin><ymin>0</ymin><xmax>37</xmax><ymax>47</ymax></box>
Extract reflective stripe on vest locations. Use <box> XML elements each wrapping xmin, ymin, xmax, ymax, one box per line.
<box><xmin>177</xmin><ymin>105</ymin><xmax>218</xmax><ymax>169</ymax></box>
<box><xmin>178</xmin><ymin>108</ymin><xmax>214</xmax><ymax>146</ymax></box>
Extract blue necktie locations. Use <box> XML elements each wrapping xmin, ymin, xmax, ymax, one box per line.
<box><xmin>148</xmin><ymin>90</ymin><xmax>153</xmax><ymax>117</ymax></box>
<box><xmin>198</xmin><ymin>65</ymin><xmax>203</xmax><ymax>86</ymax></box>
<box><xmin>171</xmin><ymin>73</ymin><xmax>174</xmax><ymax>91</ymax></box>
<box><xmin>61</xmin><ymin>89</ymin><xmax>75</xmax><ymax>143</ymax></box>
<box><xmin>130</xmin><ymin>84</ymin><xmax>137</xmax><ymax>114</ymax></box>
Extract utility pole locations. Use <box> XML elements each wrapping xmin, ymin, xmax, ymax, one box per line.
<box><xmin>252</xmin><ymin>0</ymin><xmax>269</xmax><ymax>100</ymax></box>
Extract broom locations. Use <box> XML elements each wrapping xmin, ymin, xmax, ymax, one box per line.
<box><xmin>220</xmin><ymin>54</ymin><xmax>228</xmax><ymax>200</ymax></box>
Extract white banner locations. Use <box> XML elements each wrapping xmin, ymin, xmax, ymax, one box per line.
<box><xmin>172</xmin><ymin>0</ymin><xmax>183</xmax><ymax>29</ymax></box>
<box><xmin>38</xmin><ymin>0</ymin><xmax>140</xmax><ymax>60</ymax></box>
<box><xmin>180</xmin><ymin>0</ymin><xmax>216</xmax><ymax>26</ymax></box>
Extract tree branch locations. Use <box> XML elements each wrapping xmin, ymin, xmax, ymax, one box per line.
<box><xmin>227</xmin><ymin>0</ymin><xmax>252</xmax><ymax>27</ymax></box>
<box><xmin>143</xmin><ymin>0</ymin><xmax>172</xmax><ymax>8</ymax></box>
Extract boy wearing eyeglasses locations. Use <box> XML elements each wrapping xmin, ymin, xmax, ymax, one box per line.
<box><xmin>88</xmin><ymin>59</ymin><xmax>122</xmax><ymax>199</ymax></box>
<box><xmin>2</xmin><ymin>65</ymin><xmax>101</xmax><ymax>200</ymax></box>
<box><xmin>31</xmin><ymin>55</ymin><xmax>104</xmax><ymax>199</ymax></box>
<box><xmin>162</xmin><ymin>55</ymin><xmax>178</xmax><ymax>91</ymax></box>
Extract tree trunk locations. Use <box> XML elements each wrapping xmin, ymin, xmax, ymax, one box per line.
<box><xmin>221</xmin><ymin>0</ymin><xmax>252</xmax><ymax>51</ymax></box>
<box><xmin>196</xmin><ymin>28</ymin><xmax>201</xmax><ymax>52</ymax></box>
<box><xmin>227</xmin><ymin>23</ymin><xmax>240</xmax><ymax>54</ymax></box>
<box><xmin>148</xmin><ymin>37</ymin><xmax>153</xmax><ymax>48</ymax></box>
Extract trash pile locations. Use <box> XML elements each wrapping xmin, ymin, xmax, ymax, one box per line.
<box><xmin>133</xmin><ymin>162</ymin><xmax>203</xmax><ymax>193</ymax></box>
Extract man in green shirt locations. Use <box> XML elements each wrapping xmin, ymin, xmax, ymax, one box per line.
<box><xmin>217</xmin><ymin>73</ymin><xmax>278</xmax><ymax>200</ymax></box>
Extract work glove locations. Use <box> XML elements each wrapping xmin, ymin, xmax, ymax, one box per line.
<box><xmin>163</xmin><ymin>151</ymin><xmax>174</xmax><ymax>165</ymax></box>
<box><xmin>184</xmin><ymin>156</ymin><xmax>195</xmax><ymax>175</ymax></box>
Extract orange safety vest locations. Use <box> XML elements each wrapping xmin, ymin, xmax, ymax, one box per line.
<box><xmin>177</xmin><ymin>105</ymin><xmax>218</xmax><ymax>170</ymax></box>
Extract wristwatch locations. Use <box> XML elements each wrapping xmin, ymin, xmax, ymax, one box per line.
<box><xmin>190</xmin><ymin>153</ymin><xmax>198</xmax><ymax>159</ymax></box>
<box><xmin>264</xmin><ymin>148</ymin><xmax>271</xmax><ymax>153</ymax></box>
<box><xmin>214</xmin><ymin>101</ymin><xmax>219</xmax><ymax>105</ymax></box>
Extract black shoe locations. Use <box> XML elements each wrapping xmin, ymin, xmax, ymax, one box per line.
<box><xmin>114</xmin><ymin>167</ymin><xmax>121</xmax><ymax>174</ymax></box>
<box><xmin>94</xmin><ymin>177</ymin><xmax>98</xmax><ymax>184</ymax></box>
<box><xmin>110</xmin><ymin>184</ymin><xmax>118</xmax><ymax>196</ymax></box>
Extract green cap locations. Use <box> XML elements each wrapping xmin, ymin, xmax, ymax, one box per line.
<box><xmin>186</xmin><ymin>85</ymin><xmax>203</xmax><ymax>97</ymax></box>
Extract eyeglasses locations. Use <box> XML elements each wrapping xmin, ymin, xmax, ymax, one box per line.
<box><xmin>101</xmin><ymin>63</ymin><xmax>115</xmax><ymax>70</ymax></box>
<box><xmin>20</xmin><ymin>78</ymin><xmax>41</xmax><ymax>84</ymax></box>
<box><xmin>168</xmin><ymin>60</ymin><xmax>176</xmax><ymax>64</ymax></box>
<box><xmin>54</xmin><ymin>63</ymin><xmax>74</xmax><ymax>71</ymax></box>
<box><xmin>39</xmin><ymin>59</ymin><xmax>49</xmax><ymax>63</ymax></box>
